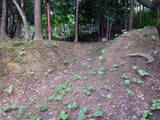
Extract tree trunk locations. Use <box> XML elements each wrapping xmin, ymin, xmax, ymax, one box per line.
<box><xmin>109</xmin><ymin>21</ymin><xmax>113</xmax><ymax>40</ymax></box>
<box><xmin>13</xmin><ymin>17</ymin><xmax>21</xmax><ymax>39</ymax></box>
<box><xmin>9</xmin><ymin>11</ymin><xmax>16</xmax><ymax>38</ymax></box>
<box><xmin>124</xmin><ymin>0</ymin><xmax>129</xmax><ymax>30</ymax></box>
<box><xmin>0</xmin><ymin>0</ymin><xmax>8</xmax><ymax>40</ymax></box>
<box><xmin>106</xmin><ymin>19</ymin><xmax>109</xmax><ymax>41</ymax></box>
<box><xmin>97</xmin><ymin>16</ymin><xmax>101</xmax><ymax>41</ymax></box>
<box><xmin>74</xmin><ymin>0</ymin><xmax>79</xmax><ymax>42</ymax></box>
<box><xmin>129</xmin><ymin>0</ymin><xmax>135</xmax><ymax>31</ymax></box>
<box><xmin>46</xmin><ymin>0</ymin><xmax>51</xmax><ymax>40</ymax></box>
<box><xmin>12</xmin><ymin>0</ymin><xmax>29</xmax><ymax>41</ymax></box>
<box><xmin>34</xmin><ymin>0</ymin><xmax>43</xmax><ymax>40</ymax></box>
<box><xmin>156</xmin><ymin>10</ymin><xmax>160</xmax><ymax>41</ymax></box>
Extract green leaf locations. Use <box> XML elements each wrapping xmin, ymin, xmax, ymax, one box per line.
<box><xmin>5</xmin><ymin>84</ymin><xmax>13</xmax><ymax>94</ymax></box>
<box><xmin>97</xmin><ymin>68</ymin><xmax>105</xmax><ymax>75</ymax></box>
<box><xmin>122</xmin><ymin>74</ymin><xmax>128</xmax><ymax>79</ymax></box>
<box><xmin>77</xmin><ymin>113</ymin><xmax>87</xmax><ymax>120</ymax></box>
<box><xmin>125</xmin><ymin>89</ymin><xmax>134</xmax><ymax>94</ymax></box>
<box><xmin>124</xmin><ymin>80</ymin><xmax>131</xmax><ymax>84</ymax></box>
<box><xmin>29</xmin><ymin>114</ymin><xmax>41</xmax><ymax>120</ymax></box>
<box><xmin>47</xmin><ymin>94</ymin><xmax>56</xmax><ymax>101</ymax></box>
<box><xmin>113</xmin><ymin>64</ymin><xmax>120</xmax><ymax>68</ymax></box>
<box><xmin>97</xmin><ymin>56</ymin><xmax>105</xmax><ymax>61</ymax></box>
<box><xmin>1</xmin><ymin>104</ymin><xmax>21</xmax><ymax>112</ymax></box>
<box><xmin>67</xmin><ymin>102</ymin><xmax>78</xmax><ymax>109</ymax></box>
<box><xmin>132</xmin><ymin>66</ymin><xmax>139</xmax><ymax>70</ymax></box>
<box><xmin>140</xmin><ymin>110</ymin><xmax>153</xmax><ymax>120</ymax></box>
<box><xmin>133</xmin><ymin>78</ymin><xmax>142</xmax><ymax>84</ymax></box>
<box><xmin>79</xmin><ymin>106</ymin><xmax>88</xmax><ymax>114</ymax></box>
<box><xmin>138</xmin><ymin>70</ymin><xmax>149</xmax><ymax>76</ymax></box>
<box><xmin>101</xmin><ymin>49</ymin><xmax>107</xmax><ymax>53</ymax></box>
<box><xmin>55</xmin><ymin>95</ymin><xmax>63</xmax><ymax>101</ymax></box>
<box><xmin>150</xmin><ymin>99</ymin><xmax>160</xmax><ymax>110</ymax></box>
<box><xmin>72</xmin><ymin>75</ymin><xmax>82</xmax><ymax>80</ymax></box>
<box><xmin>106</xmin><ymin>93</ymin><xmax>112</xmax><ymax>99</ymax></box>
<box><xmin>59</xmin><ymin>110</ymin><xmax>68</xmax><ymax>120</ymax></box>
<box><xmin>87</xmin><ymin>85</ymin><xmax>96</xmax><ymax>91</ymax></box>
<box><xmin>36</xmin><ymin>104</ymin><xmax>48</xmax><ymax>112</ymax></box>
<box><xmin>131</xmin><ymin>115</ymin><xmax>137</xmax><ymax>120</ymax></box>
<box><xmin>63</xmin><ymin>60</ymin><xmax>68</xmax><ymax>65</ymax></box>
<box><xmin>92</xmin><ymin>111</ymin><xmax>103</xmax><ymax>117</ymax></box>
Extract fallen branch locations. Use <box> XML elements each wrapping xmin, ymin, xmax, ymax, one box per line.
<box><xmin>126</xmin><ymin>53</ymin><xmax>154</xmax><ymax>63</ymax></box>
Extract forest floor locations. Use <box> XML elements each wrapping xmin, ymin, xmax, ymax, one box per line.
<box><xmin>0</xmin><ymin>27</ymin><xmax>160</xmax><ymax>120</ymax></box>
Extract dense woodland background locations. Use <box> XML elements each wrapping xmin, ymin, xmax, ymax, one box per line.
<box><xmin>0</xmin><ymin>0</ymin><xmax>158</xmax><ymax>42</ymax></box>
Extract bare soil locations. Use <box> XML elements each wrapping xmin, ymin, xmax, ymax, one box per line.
<box><xmin>0</xmin><ymin>27</ymin><xmax>160</xmax><ymax>120</ymax></box>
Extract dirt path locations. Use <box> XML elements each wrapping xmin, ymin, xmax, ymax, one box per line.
<box><xmin>0</xmin><ymin>27</ymin><xmax>160</xmax><ymax>120</ymax></box>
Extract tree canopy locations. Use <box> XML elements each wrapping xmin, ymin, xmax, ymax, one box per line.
<box><xmin>0</xmin><ymin>0</ymin><xmax>159</xmax><ymax>42</ymax></box>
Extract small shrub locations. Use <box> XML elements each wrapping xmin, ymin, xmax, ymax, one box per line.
<box><xmin>59</xmin><ymin>110</ymin><xmax>68</xmax><ymax>120</ymax></box>
<box><xmin>125</xmin><ymin>89</ymin><xmax>134</xmax><ymax>94</ymax></box>
<box><xmin>97</xmin><ymin>68</ymin><xmax>105</xmax><ymax>75</ymax></box>
<box><xmin>150</xmin><ymin>99</ymin><xmax>160</xmax><ymax>110</ymax></box>
<box><xmin>133</xmin><ymin>78</ymin><xmax>143</xmax><ymax>84</ymax></box>
<box><xmin>140</xmin><ymin>110</ymin><xmax>152</xmax><ymax>120</ymax></box>
<box><xmin>122</xmin><ymin>74</ymin><xmax>128</xmax><ymax>79</ymax></box>
<box><xmin>124</xmin><ymin>80</ymin><xmax>131</xmax><ymax>85</ymax></box>
<box><xmin>1</xmin><ymin>104</ymin><xmax>21</xmax><ymax>112</ymax></box>
<box><xmin>72</xmin><ymin>75</ymin><xmax>82</xmax><ymax>80</ymax></box>
<box><xmin>138</xmin><ymin>70</ymin><xmax>149</xmax><ymax>77</ymax></box>
<box><xmin>77</xmin><ymin>106</ymin><xmax>88</xmax><ymax>120</ymax></box>
<box><xmin>67</xmin><ymin>102</ymin><xmax>78</xmax><ymax>110</ymax></box>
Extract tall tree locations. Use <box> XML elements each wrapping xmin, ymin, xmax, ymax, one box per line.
<box><xmin>74</xmin><ymin>0</ymin><xmax>79</xmax><ymax>42</ymax></box>
<box><xmin>129</xmin><ymin>0</ymin><xmax>135</xmax><ymax>31</ymax></box>
<box><xmin>46</xmin><ymin>0</ymin><xmax>51</xmax><ymax>40</ymax></box>
<box><xmin>34</xmin><ymin>0</ymin><xmax>43</xmax><ymax>40</ymax></box>
<box><xmin>12</xmin><ymin>0</ymin><xmax>30</xmax><ymax>41</ymax></box>
<box><xmin>0</xmin><ymin>0</ymin><xmax>8</xmax><ymax>40</ymax></box>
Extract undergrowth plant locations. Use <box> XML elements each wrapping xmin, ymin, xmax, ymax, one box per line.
<box><xmin>72</xmin><ymin>75</ymin><xmax>82</xmax><ymax>80</ymax></box>
<box><xmin>36</xmin><ymin>104</ymin><xmax>49</xmax><ymax>112</ymax></box>
<box><xmin>1</xmin><ymin>104</ymin><xmax>22</xmax><ymax>112</ymax></box>
<box><xmin>67</xmin><ymin>102</ymin><xmax>79</xmax><ymax>110</ymax></box>
<box><xmin>47</xmin><ymin>85</ymin><xmax>71</xmax><ymax>101</ymax></box>
<box><xmin>140</xmin><ymin>98</ymin><xmax>160</xmax><ymax>120</ymax></box>
<box><xmin>82</xmin><ymin>85</ymin><xmax>96</xmax><ymax>96</ymax></box>
<box><xmin>59</xmin><ymin>110</ymin><xmax>68</xmax><ymax>120</ymax></box>
<box><xmin>138</xmin><ymin>69</ymin><xmax>149</xmax><ymax>77</ymax></box>
<box><xmin>97</xmin><ymin>68</ymin><xmax>105</xmax><ymax>75</ymax></box>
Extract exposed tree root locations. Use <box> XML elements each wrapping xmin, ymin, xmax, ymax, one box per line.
<box><xmin>126</xmin><ymin>53</ymin><xmax>154</xmax><ymax>63</ymax></box>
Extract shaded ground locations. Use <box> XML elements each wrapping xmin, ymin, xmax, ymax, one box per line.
<box><xmin>0</xmin><ymin>27</ymin><xmax>160</xmax><ymax>120</ymax></box>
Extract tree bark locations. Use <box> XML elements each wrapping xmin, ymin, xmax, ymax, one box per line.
<box><xmin>46</xmin><ymin>0</ymin><xmax>51</xmax><ymax>40</ymax></box>
<box><xmin>0</xmin><ymin>0</ymin><xmax>8</xmax><ymax>40</ymax></box>
<box><xmin>12</xmin><ymin>0</ymin><xmax>29</xmax><ymax>41</ymax></box>
<box><xmin>34</xmin><ymin>0</ymin><xmax>43</xmax><ymax>40</ymax></box>
<box><xmin>97</xmin><ymin>16</ymin><xmax>101</xmax><ymax>41</ymax></box>
<box><xmin>129</xmin><ymin>0</ymin><xmax>135</xmax><ymax>31</ymax></box>
<box><xmin>13</xmin><ymin>17</ymin><xmax>21</xmax><ymax>39</ymax></box>
<box><xmin>74</xmin><ymin>0</ymin><xmax>79</xmax><ymax>42</ymax></box>
<box><xmin>124</xmin><ymin>0</ymin><xmax>129</xmax><ymax>30</ymax></box>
